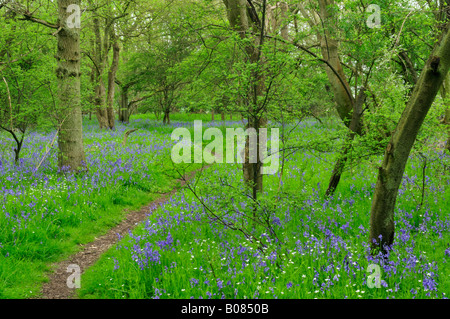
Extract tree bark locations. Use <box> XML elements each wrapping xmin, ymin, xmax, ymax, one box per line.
<box><xmin>92</xmin><ymin>16</ymin><xmax>118</xmax><ymax>129</ymax></box>
<box><xmin>92</xmin><ymin>17</ymin><xmax>108</xmax><ymax>129</ymax></box>
<box><xmin>369</xmin><ymin>22</ymin><xmax>450</xmax><ymax>253</ymax></box>
<box><xmin>94</xmin><ymin>79</ymin><xmax>108</xmax><ymax>129</ymax></box>
<box><xmin>106</xmin><ymin>37</ymin><xmax>120</xmax><ymax>130</ymax></box>
<box><xmin>56</xmin><ymin>0</ymin><xmax>86</xmax><ymax>171</ymax></box>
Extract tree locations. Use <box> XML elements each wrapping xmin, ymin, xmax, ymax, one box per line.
<box><xmin>84</xmin><ymin>0</ymin><xmax>133</xmax><ymax>130</ymax></box>
<box><xmin>369</xmin><ymin>20</ymin><xmax>450</xmax><ymax>253</ymax></box>
<box><xmin>221</xmin><ymin>0</ymin><xmax>268</xmax><ymax>200</ymax></box>
<box><xmin>0</xmin><ymin>10</ymin><xmax>54</xmax><ymax>163</ymax></box>
<box><xmin>1</xmin><ymin>0</ymin><xmax>86</xmax><ymax>171</ymax></box>
<box><xmin>55</xmin><ymin>0</ymin><xmax>86</xmax><ymax>170</ymax></box>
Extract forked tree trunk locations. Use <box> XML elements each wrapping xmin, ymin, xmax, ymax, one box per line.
<box><xmin>56</xmin><ymin>0</ymin><xmax>86</xmax><ymax>171</ymax></box>
<box><xmin>92</xmin><ymin>16</ymin><xmax>117</xmax><ymax>130</ymax></box>
<box><xmin>369</xmin><ymin>23</ymin><xmax>450</xmax><ymax>253</ymax></box>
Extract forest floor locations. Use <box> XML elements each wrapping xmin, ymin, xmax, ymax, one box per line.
<box><xmin>1</xmin><ymin>115</ymin><xmax>449</xmax><ymax>299</ymax></box>
<box><xmin>38</xmin><ymin>168</ymin><xmax>202</xmax><ymax>299</ymax></box>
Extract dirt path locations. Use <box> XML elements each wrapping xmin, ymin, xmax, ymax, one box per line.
<box><xmin>38</xmin><ymin>168</ymin><xmax>204</xmax><ymax>299</ymax></box>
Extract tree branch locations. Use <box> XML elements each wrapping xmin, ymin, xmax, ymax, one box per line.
<box><xmin>18</xmin><ymin>10</ymin><xmax>59</xmax><ymax>29</ymax></box>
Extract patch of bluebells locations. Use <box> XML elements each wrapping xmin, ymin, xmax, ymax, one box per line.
<box><xmin>0</xmin><ymin>120</ymin><xmax>177</xmax><ymax>258</ymax></box>
<box><xmin>78</xmin><ymin>123</ymin><xmax>450</xmax><ymax>299</ymax></box>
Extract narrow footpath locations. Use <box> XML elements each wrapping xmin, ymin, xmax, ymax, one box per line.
<box><xmin>38</xmin><ymin>168</ymin><xmax>204</xmax><ymax>299</ymax></box>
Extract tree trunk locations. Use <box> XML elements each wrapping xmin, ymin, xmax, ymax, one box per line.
<box><xmin>325</xmin><ymin>138</ymin><xmax>352</xmax><ymax>197</ymax></box>
<box><xmin>369</xmin><ymin>23</ymin><xmax>450</xmax><ymax>253</ymax></box>
<box><xmin>92</xmin><ymin>17</ymin><xmax>108</xmax><ymax>129</ymax></box>
<box><xmin>398</xmin><ymin>50</ymin><xmax>418</xmax><ymax>88</ymax></box>
<box><xmin>300</xmin><ymin>0</ymin><xmax>361</xmax><ymax>197</ymax></box>
<box><xmin>326</xmin><ymin>89</ymin><xmax>366</xmax><ymax>197</ymax></box>
<box><xmin>94</xmin><ymin>79</ymin><xmax>108</xmax><ymax>129</ymax></box>
<box><xmin>317</xmin><ymin>0</ymin><xmax>354</xmax><ymax>126</ymax></box>
<box><xmin>92</xmin><ymin>16</ymin><xmax>118</xmax><ymax>130</ymax></box>
<box><xmin>106</xmin><ymin>38</ymin><xmax>120</xmax><ymax>130</ymax></box>
<box><xmin>119</xmin><ymin>86</ymin><xmax>130</xmax><ymax>124</ymax></box>
<box><xmin>243</xmin><ymin>117</ymin><xmax>264</xmax><ymax>198</ymax></box>
<box><xmin>223</xmin><ymin>0</ymin><xmax>266</xmax><ymax>200</ymax></box>
<box><xmin>56</xmin><ymin>0</ymin><xmax>86</xmax><ymax>171</ymax></box>
<box><xmin>163</xmin><ymin>111</ymin><xmax>170</xmax><ymax>125</ymax></box>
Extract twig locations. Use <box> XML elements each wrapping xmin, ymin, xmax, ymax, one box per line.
<box><xmin>1</xmin><ymin>74</ymin><xmax>13</xmax><ymax>130</ymax></box>
<box><xmin>34</xmin><ymin>114</ymin><xmax>69</xmax><ymax>173</ymax></box>
<box><xmin>392</xmin><ymin>9</ymin><xmax>415</xmax><ymax>50</ymax></box>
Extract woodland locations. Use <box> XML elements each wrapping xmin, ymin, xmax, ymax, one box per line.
<box><xmin>0</xmin><ymin>0</ymin><xmax>449</xmax><ymax>300</ymax></box>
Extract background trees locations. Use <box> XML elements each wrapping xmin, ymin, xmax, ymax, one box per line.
<box><xmin>0</xmin><ymin>10</ymin><xmax>55</xmax><ymax>163</ymax></box>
